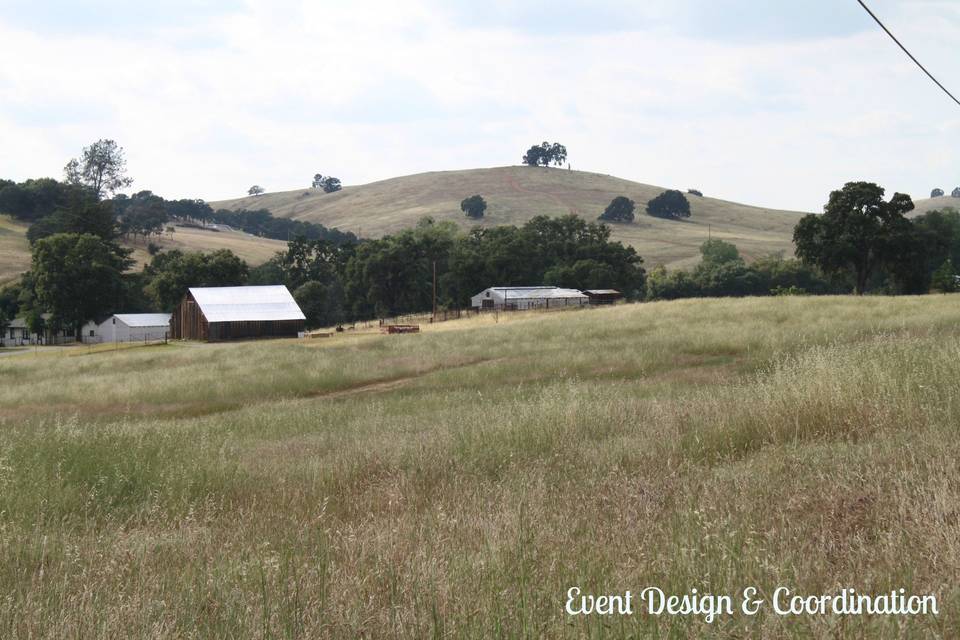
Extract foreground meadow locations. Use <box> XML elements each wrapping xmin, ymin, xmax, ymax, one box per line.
<box><xmin>1</xmin><ymin>296</ymin><xmax>960</xmax><ymax>638</ymax></box>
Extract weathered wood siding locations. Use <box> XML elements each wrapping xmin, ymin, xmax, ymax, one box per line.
<box><xmin>207</xmin><ymin>319</ymin><xmax>304</xmax><ymax>341</ymax></box>
<box><xmin>170</xmin><ymin>291</ymin><xmax>304</xmax><ymax>341</ymax></box>
<box><xmin>170</xmin><ymin>292</ymin><xmax>208</xmax><ymax>340</ymax></box>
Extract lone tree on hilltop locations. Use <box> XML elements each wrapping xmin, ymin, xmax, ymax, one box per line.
<box><xmin>931</xmin><ymin>188</ymin><xmax>945</xmax><ymax>198</ymax></box>
<box><xmin>646</xmin><ymin>190</ymin><xmax>691</xmax><ymax>220</ymax></box>
<box><xmin>953</xmin><ymin>187</ymin><xmax>960</xmax><ymax>198</ymax></box>
<box><xmin>598</xmin><ymin>196</ymin><xmax>635</xmax><ymax>223</ymax></box>
<box><xmin>522</xmin><ymin>141</ymin><xmax>567</xmax><ymax>167</ymax></box>
<box><xmin>460</xmin><ymin>194</ymin><xmax>487</xmax><ymax>219</ymax></box>
<box><xmin>688</xmin><ymin>189</ymin><xmax>703</xmax><ymax>197</ymax></box>
<box><xmin>248</xmin><ymin>185</ymin><xmax>265</xmax><ymax>197</ymax></box>
<box><xmin>793</xmin><ymin>181</ymin><xmax>917</xmax><ymax>295</ymax></box>
<box><xmin>312</xmin><ymin>174</ymin><xmax>342</xmax><ymax>193</ymax></box>
<box><xmin>63</xmin><ymin>139</ymin><xmax>133</xmax><ymax>199</ymax></box>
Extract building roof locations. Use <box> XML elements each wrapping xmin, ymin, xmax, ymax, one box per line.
<box><xmin>9</xmin><ymin>313</ymin><xmax>53</xmax><ymax>329</ymax></box>
<box><xmin>112</xmin><ymin>313</ymin><xmax>172</xmax><ymax>328</ymax></box>
<box><xmin>583</xmin><ymin>289</ymin><xmax>621</xmax><ymax>295</ymax></box>
<box><xmin>189</xmin><ymin>285</ymin><xmax>306</xmax><ymax>323</ymax></box>
<box><xmin>477</xmin><ymin>286</ymin><xmax>588</xmax><ymax>300</ymax></box>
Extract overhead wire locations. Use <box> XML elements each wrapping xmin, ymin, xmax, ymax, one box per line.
<box><xmin>855</xmin><ymin>0</ymin><xmax>960</xmax><ymax>108</ymax></box>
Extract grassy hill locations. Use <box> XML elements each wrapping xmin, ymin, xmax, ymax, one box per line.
<box><xmin>1</xmin><ymin>295</ymin><xmax>958</xmax><ymax>637</ymax></box>
<box><xmin>0</xmin><ymin>215</ymin><xmax>31</xmax><ymax>287</ymax></box>
<box><xmin>0</xmin><ymin>218</ymin><xmax>286</xmax><ymax>285</ymax></box>
<box><xmin>910</xmin><ymin>195</ymin><xmax>960</xmax><ymax>217</ymax></box>
<box><xmin>124</xmin><ymin>225</ymin><xmax>286</xmax><ymax>269</ymax></box>
<box><xmin>212</xmin><ymin>166</ymin><xmax>809</xmax><ymax>268</ymax></box>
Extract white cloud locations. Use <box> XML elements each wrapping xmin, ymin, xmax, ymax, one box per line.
<box><xmin>0</xmin><ymin>0</ymin><xmax>958</xmax><ymax>210</ymax></box>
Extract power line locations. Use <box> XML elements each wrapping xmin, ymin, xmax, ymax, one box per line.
<box><xmin>855</xmin><ymin>0</ymin><xmax>960</xmax><ymax>108</ymax></box>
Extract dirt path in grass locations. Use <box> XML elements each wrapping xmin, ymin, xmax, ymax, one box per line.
<box><xmin>305</xmin><ymin>355</ymin><xmax>505</xmax><ymax>401</ymax></box>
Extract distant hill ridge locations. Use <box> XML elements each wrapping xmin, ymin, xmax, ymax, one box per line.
<box><xmin>211</xmin><ymin>166</ymin><xmax>810</xmax><ymax>268</ymax></box>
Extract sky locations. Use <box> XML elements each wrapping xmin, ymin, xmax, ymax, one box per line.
<box><xmin>0</xmin><ymin>0</ymin><xmax>958</xmax><ymax>212</ymax></box>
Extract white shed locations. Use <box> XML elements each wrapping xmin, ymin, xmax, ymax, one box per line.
<box><xmin>97</xmin><ymin>314</ymin><xmax>171</xmax><ymax>343</ymax></box>
<box><xmin>470</xmin><ymin>286</ymin><xmax>588</xmax><ymax>311</ymax></box>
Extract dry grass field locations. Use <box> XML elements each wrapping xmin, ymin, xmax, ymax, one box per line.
<box><xmin>212</xmin><ymin>166</ymin><xmax>808</xmax><ymax>268</ymax></box>
<box><xmin>2</xmin><ymin>295</ymin><xmax>959</xmax><ymax>638</ymax></box>
<box><xmin>124</xmin><ymin>225</ymin><xmax>287</xmax><ymax>269</ymax></box>
<box><xmin>909</xmin><ymin>196</ymin><xmax>960</xmax><ymax>217</ymax></box>
<box><xmin>0</xmin><ymin>215</ymin><xmax>31</xmax><ymax>287</ymax></box>
<box><xmin>0</xmin><ymin>221</ymin><xmax>286</xmax><ymax>283</ymax></box>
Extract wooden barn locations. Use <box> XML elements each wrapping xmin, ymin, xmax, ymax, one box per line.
<box><xmin>583</xmin><ymin>289</ymin><xmax>623</xmax><ymax>305</ymax></box>
<box><xmin>170</xmin><ymin>285</ymin><xmax>306</xmax><ymax>341</ymax></box>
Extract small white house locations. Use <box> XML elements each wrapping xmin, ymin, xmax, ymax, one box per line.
<box><xmin>470</xmin><ymin>286</ymin><xmax>588</xmax><ymax>311</ymax></box>
<box><xmin>1</xmin><ymin>314</ymin><xmax>73</xmax><ymax>347</ymax></box>
<box><xmin>97</xmin><ymin>313</ymin><xmax>171</xmax><ymax>343</ymax></box>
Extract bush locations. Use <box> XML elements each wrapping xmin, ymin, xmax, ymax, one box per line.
<box><xmin>598</xmin><ymin>196</ymin><xmax>635</xmax><ymax>223</ymax></box>
<box><xmin>646</xmin><ymin>190</ymin><xmax>691</xmax><ymax>220</ymax></box>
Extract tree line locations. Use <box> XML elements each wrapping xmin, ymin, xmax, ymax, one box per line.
<box><xmin>0</xmin><ymin>179</ymin><xmax>356</xmax><ymax>246</ymax></box>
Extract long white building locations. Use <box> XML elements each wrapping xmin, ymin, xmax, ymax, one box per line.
<box><xmin>470</xmin><ymin>286</ymin><xmax>588</xmax><ymax>311</ymax></box>
<box><xmin>96</xmin><ymin>314</ymin><xmax>171</xmax><ymax>343</ymax></box>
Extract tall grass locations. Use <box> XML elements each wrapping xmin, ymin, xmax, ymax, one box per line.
<box><xmin>1</xmin><ymin>295</ymin><xmax>959</xmax><ymax>637</ymax></box>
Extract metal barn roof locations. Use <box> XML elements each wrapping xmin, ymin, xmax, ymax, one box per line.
<box><xmin>113</xmin><ymin>313</ymin><xmax>171</xmax><ymax>327</ymax></box>
<box><xmin>583</xmin><ymin>289</ymin><xmax>621</xmax><ymax>295</ymax></box>
<box><xmin>487</xmin><ymin>287</ymin><xmax>587</xmax><ymax>300</ymax></box>
<box><xmin>189</xmin><ymin>285</ymin><xmax>306</xmax><ymax>323</ymax></box>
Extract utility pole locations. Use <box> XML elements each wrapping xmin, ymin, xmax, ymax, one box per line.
<box><xmin>432</xmin><ymin>260</ymin><xmax>437</xmax><ymax>322</ymax></box>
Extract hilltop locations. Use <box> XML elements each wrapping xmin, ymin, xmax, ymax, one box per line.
<box><xmin>910</xmin><ymin>195</ymin><xmax>960</xmax><ymax>217</ymax></box>
<box><xmin>211</xmin><ymin>166</ymin><xmax>809</xmax><ymax>268</ymax></box>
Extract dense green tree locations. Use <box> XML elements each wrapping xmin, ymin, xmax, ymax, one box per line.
<box><xmin>309</xmin><ymin>175</ymin><xmax>341</xmax><ymax>193</ymax></box>
<box><xmin>0</xmin><ymin>285</ymin><xmax>17</xmax><ymax>339</ymax></box>
<box><xmin>321</xmin><ymin>176</ymin><xmax>341</xmax><ymax>193</ymax></box>
<box><xmin>750</xmin><ymin>254</ymin><xmax>836</xmax><ymax>295</ymax></box>
<box><xmin>247</xmin><ymin>254</ymin><xmax>287</xmax><ymax>285</ymax></box>
<box><xmin>0</xmin><ymin>178</ymin><xmax>93</xmax><ymax>223</ymax></box>
<box><xmin>30</xmin><ymin>233</ymin><xmax>133</xmax><ymax>336</ymax></box>
<box><xmin>793</xmin><ymin>182</ymin><xmax>916</xmax><ymax>294</ymax></box>
<box><xmin>543</xmin><ymin>259</ymin><xmax>618</xmax><ymax>290</ymax></box>
<box><xmin>25</xmin><ymin>189</ymin><xmax>116</xmax><ymax>244</ymax></box>
<box><xmin>115</xmin><ymin>190</ymin><xmax>168</xmax><ymax>242</ymax></box>
<box><xmin>598</xmin><ymin>196</ymin><xmax>635</xmax><ymax>223</ymax></box>
<box><xmin>460</xmin><ymin>194</ymin><xmax>487</xmax><ymax>219</ymax></box>
<box><xmin>311</xmin><ymin>174</ymin><xmax>342</xmax><ymax>192</ymax></box>
<box><xmin>144</xmin><ymin>249</ymin><xmax>249</xmax><ymax>310</ymax></box>
<box><xmin>699</xmin><ymin>239</ymin><xmax>740</xmax><ymax>266</ymax></box>
<box><xmin>63</xmin><ymin>139</ymin><xmax>133</xmax><ymax>199</ymax></box>
<box><xmin>646</xmin><ymin>190</ymin><xmax>691</xmax><ymax>220</ymax></box>
<box><xmin>163</xmin><ymin>198</ymin><xmax>212</xmax><ymax>225</ymax></box>
<box><xmin>522</xmin><ymin>141</ymin><xmax>567</xmax><ymax>167</ymax></box>
<box><xmin>645</xmin><ymin>265</ymin><xmax>700</xmax><ymax>300</ymax></box>
<box><xmin>913</xmin><ymin>208</ymin><xmax>960</xmax><ymax>278</ymax></box>
<box><xmin>294</xmin><ymin>280</ymin><xmax>345</xmax><ymax>328</ymax></box>
<box><xmin>931</xmin><ymin>259</ymin><xmax>958</xmax><ymax>292</ymax></box>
